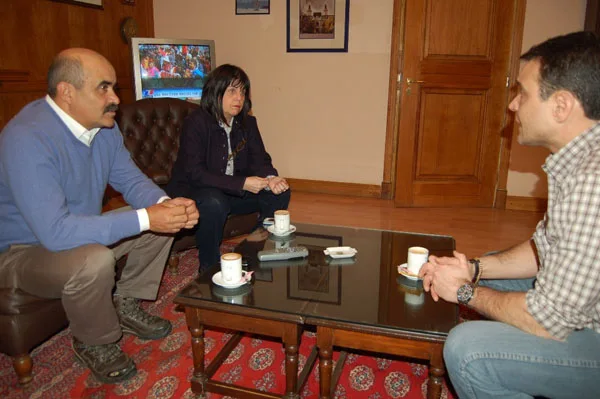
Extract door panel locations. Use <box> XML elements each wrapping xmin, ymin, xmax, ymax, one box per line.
<box><xmin>416</xmin><ymin>91</ymin><xmax>484</xmax><ymax>177</ymax></box>
<box><xmin>426</xmin><ymin>0</ymin><xmax>493</xmax><ymax>57</ymax></box>
<box><xmin>394</xmin><ymin>0</ymin><xmax>518</xmax><ymax>207</ymax></box>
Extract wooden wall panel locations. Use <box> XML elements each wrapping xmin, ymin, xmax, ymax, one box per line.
<box><xmin>0</xmin><ymin>0</ymin><xmax>154</xmax><ymax>129</ymax></box>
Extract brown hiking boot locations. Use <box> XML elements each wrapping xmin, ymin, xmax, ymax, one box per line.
<box><xmin>72</xmin><ymin>337</ymin><xmax>136</xmax><ymax>384</ymax></box>
<box><xmin>113</xmin><ymin>295</ymin><xmax>172</xmax><ymax>340</ymax></box>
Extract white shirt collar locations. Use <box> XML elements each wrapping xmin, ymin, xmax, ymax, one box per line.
<box><xmin>218</xmin><ymin>116</ymin><xmax>235</xmax><ymax>129</ymax></box>
<box><xmin>45</xmin><ymin>95</ymin><xmax>100</xmax><ymax>147</ymax></box>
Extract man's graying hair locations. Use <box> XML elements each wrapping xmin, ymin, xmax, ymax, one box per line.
<box><xmin>47</xmin><ymin>55</ymin><xmax>85</xmax><ymax>98</ymax></box>
<box><xmin>521</xmin><ymin>31</ymin><xmax>600</xmax><ymax>119</ymax></box>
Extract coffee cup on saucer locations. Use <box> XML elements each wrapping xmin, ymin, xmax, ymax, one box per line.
<box><xmin>407</xmin><ymin>246</ymin><xmax>429</xmax><ymax>276</ymax></box>
<box><xmin>274</xmin><ymin>210</ymin><xmax>291</xmax><ymax>233</ymax></box>
<box><xmin>220</xmin><ymin>252</ymin><xmax>243</xmax><ymax>284</ymax></box>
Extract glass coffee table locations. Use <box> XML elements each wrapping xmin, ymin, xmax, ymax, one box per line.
<box><xmin>174</xmin><ymin>223</ymin><xmax>457</xmax><ymax>399</ymax></box>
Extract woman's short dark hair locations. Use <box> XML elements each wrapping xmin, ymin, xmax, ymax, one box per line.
<box><xmin>200</xmin><ymin>64</ymin><xmax>252</xmax><ymax>126</ymax></box>
<box><xmin>522</xmin><ymin>31</ymin><xmax>600</xmax><ymax>119</ymax></box>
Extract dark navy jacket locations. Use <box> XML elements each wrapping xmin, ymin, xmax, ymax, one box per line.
<box><xmin>167</xmin><ymin>107</ymin><xmax>277</xmax><ymax>197</ymax></box>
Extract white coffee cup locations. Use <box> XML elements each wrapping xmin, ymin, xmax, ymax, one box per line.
<box><xmin>220</xmin><ymin>252</ymin><xmax>242</xmax><ymax>283</ymax></box>
<box><xmin>407</xmin><ymin>246</ymin><xmax>429</xmax><ymax>275</ymax></box>
<box><xmin>274</xmin><ymin>210</ymin><xmax>290</xmax><ymax>233</ymax></box>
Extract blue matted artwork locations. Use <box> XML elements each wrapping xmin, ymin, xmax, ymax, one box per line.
<box><xmin>236</xmin><ymin>0</ymin><xmax>270</xmax><ymax>15</ymax></box>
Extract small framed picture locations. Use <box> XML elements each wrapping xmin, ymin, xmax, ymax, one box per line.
<box><xmin>287</xmin><ymin>0</ymin><xmax>350</xmax><ymax>52</ymax></box>
<box><xmin>236</xmin><ymin>0</ymin><xmax>270</xmax><ymax>15</ymax></box>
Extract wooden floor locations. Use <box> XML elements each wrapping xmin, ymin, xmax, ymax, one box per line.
<box><xmin>288</xmin><ymin>192</ymin><xmax>544</xmax><ymax>257</ymax></box>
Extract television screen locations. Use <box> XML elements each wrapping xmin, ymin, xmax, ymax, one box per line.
<box><xmin>130</xmin><ymin>37</ymin><xmax>217</xmax><ymax>103</ymax></box>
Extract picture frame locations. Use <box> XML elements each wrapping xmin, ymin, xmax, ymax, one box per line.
<box><xmin>51</xmin><ymin>0</ymin><xmax>103</xmax><ymax>9</ymax></box>
<box><xmin>286</xmin><ymin>232</ymin><xmax>343</xmax><ymax>305</ymax></box>
<box><xmin>236</xmin><ymin>0</ymin><xmax>270</xmax><ymax>15</ymax></box>
<box><xmin>287</xmin><ymin>258</ymin><xmax>342</xmax><ymax>305</ymax></box>
<box><xmin>286</xmin><ymin>0</ymin><xmax>349</xmax><ymax>52</ymax></box>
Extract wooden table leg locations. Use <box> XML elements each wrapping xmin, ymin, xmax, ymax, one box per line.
<box><xmin>316</xmin><ymin>326</ymin><xmax>334</xmax><ymax>399</ymax></box>
<box><xmin>282</xmin><ymin>324</ymin><xmax>301</xmax><ymax>399</ymax></box>
<box><xmin>428</xmin><ymin>344</ymin><xmax>445</xmax><ymax>399</ymax></box>
<box><xmin>185</xmin><ymin>308</ymin><xmax>208</xmax><ymax>394</ymax></box>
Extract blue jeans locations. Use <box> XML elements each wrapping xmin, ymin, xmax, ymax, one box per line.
<box><xmin>444</xmin><ymin>278</ymin><xmax>600</xmax><ymax>398</ymax></box>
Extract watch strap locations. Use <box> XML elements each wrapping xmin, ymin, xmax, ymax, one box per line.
<box><xmin>469</xmin><ymin>258</ymin><xmax>482</xmax><ymax>285</ymax></box>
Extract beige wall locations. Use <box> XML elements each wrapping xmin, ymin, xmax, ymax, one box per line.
<box><xmin>507</xmin><ymin>0</ymin><xmax>587</xmax><ymax>197</ymax></box>
<box><xmin>154</xmin><ymin>0</ymin><xmax>393</xmax><ymax>185</ymax></box>
<box><xmin>154</xmin><ymin>0</ymin><xmax>588</xmax><ymax>198</ymax></box>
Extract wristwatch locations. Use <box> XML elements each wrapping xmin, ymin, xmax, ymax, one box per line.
<box><xmin>457</xmin><ymin>282</ymin><xmax>476</xmax><ymax>305</ymax></box>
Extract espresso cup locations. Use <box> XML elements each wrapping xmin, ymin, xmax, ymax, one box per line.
<box><xmin>274</xmin><ymin>210</ymin><xmax>290</xmax><ymax>233</ymax></box>
<box><xmin>407</xmin><ymin>246</ymin><xmax>429</xmax><ymax>275</ymax></box>
<box><xmin>220</xmin><ymin>252</ymin><xmax>242</xmax><ymax>283</ymax></box>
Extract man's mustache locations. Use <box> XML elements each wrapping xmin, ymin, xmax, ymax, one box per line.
<box><xmin>104</xmin><ymin>104</ymin><xmax>119</xmax><ymax>113</ymax></box>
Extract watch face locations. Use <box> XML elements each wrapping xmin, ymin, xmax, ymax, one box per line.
<box><xmin>457</xmin><ymin>283</ymin><xmax>474</xmax><ymax>305</ymax></box>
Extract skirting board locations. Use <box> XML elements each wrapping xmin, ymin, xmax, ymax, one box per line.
<box><xmin>286</xmin><ymin>178</ymin><xmax>382</xmax><ymax>198</ymax></box>
<box><xmin>505</xmin><ymin>196</ymin><xmax>547</xmax><ymax>212</ymax></box>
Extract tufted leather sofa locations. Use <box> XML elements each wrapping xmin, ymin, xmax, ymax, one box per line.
<box><xmin>115</xmin><ymin>97</ymin><xmax>259</xmax><ymax>271</ymax></box>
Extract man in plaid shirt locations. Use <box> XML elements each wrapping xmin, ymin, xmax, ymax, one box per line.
<box><xmin>420</xmin><ymin>31</ymin><xmax>600</xmax><ymax>398</ymax></box>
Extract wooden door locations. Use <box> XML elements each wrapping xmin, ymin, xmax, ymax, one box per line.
<box><xmin>394</xmin><ymin>0</ymin><xmax>520</xmax><ymax>207</ymax></box>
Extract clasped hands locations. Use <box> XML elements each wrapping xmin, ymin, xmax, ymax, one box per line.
<box><xmin>243</xmin><ymin>176</ymin><xmax>289</xmax><ymax>194</ymax></box>
<box><xmin>419</xmin><ymin>250</ymin><xmax>473</xmax><ymax>304</ymax></box>
<box><xmin>147</xmin><ymin>197</ymin><xmax>199</xmax><ymax>234</ymax></box>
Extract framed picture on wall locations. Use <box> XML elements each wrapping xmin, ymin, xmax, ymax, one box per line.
<box><xmin>51</xmin><ymin>0</ymin><xmax>103</xmax><ymax>9</ymax></box>
<box><xmin>287</xmin><ymin>0</ymin><xmax>349</xmax><ymax>52</ymax></box>
<box><xmin>236</xmin><ymin>0</ymin><xmax>270</xmax><ymax>15</ymax></box>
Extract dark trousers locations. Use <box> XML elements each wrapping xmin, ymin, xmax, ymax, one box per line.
<box><xmin>189</xmin><ymin>187</ymin><xmax>291</xmax><ymax>268</ymax></box>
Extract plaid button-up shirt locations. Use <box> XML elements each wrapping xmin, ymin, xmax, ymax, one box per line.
<box><xmin>527</xmin><ymin>122</ymin><xmax>600</xmax><ymax>340</ymax></box>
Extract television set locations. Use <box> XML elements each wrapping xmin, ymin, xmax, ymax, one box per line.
<box><xmin>130</xmin><ymin>37</ymin><xmax>217</xmax><ymax>103</ymax></box>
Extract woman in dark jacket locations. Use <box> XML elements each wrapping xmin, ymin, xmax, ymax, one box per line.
<box><xmin>167</xmin><ymin>64</ymin><xmax>290</xmax><ymax>270</ymax></box>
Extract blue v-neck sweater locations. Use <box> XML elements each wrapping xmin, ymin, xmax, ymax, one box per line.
<box><xmin>0</xmin><ymin>99</ymin><xmax>166</xmax><ymax>252</ymax></box>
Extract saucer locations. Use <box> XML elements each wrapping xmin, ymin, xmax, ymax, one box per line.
<box><xmin>262</xmin><ymin>217</ymin><xmax>275</xmax><ymax>227</ymax></box>
<box><xmin>324</xmin><ymin>246</ymin><xmax>357</xmax><ymax>259</ymax></box>
<box><xmin>267</xmin><ymin>224</ymin><xmax>297</xmax><ymax>237</ymax></box>
<box><xmin>212</xmin><ymin>271</ymin><xmax>250</xmax><ymax>289</ymax></box>
<box><xmin>397</xmin><ymin>263</ymin><xmax>421</xmax><ymax>280</ymax></box>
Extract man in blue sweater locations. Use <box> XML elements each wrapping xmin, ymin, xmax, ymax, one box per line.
<box><xmin>0</xmin><ymin>48</ymin><xmax>199</xmax><ymax>384</ymax></box>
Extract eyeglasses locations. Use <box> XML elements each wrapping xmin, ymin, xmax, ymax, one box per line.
<box><xmin>227</xmin><ymin>137</ymin><xmax>247</xmax><ymax>162</ymax></box>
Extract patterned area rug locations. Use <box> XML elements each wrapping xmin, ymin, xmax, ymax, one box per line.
<box><xmin>0</xmin><ymin>246</ymin><xmax>455</xmax><ymax>399</ymax></box>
